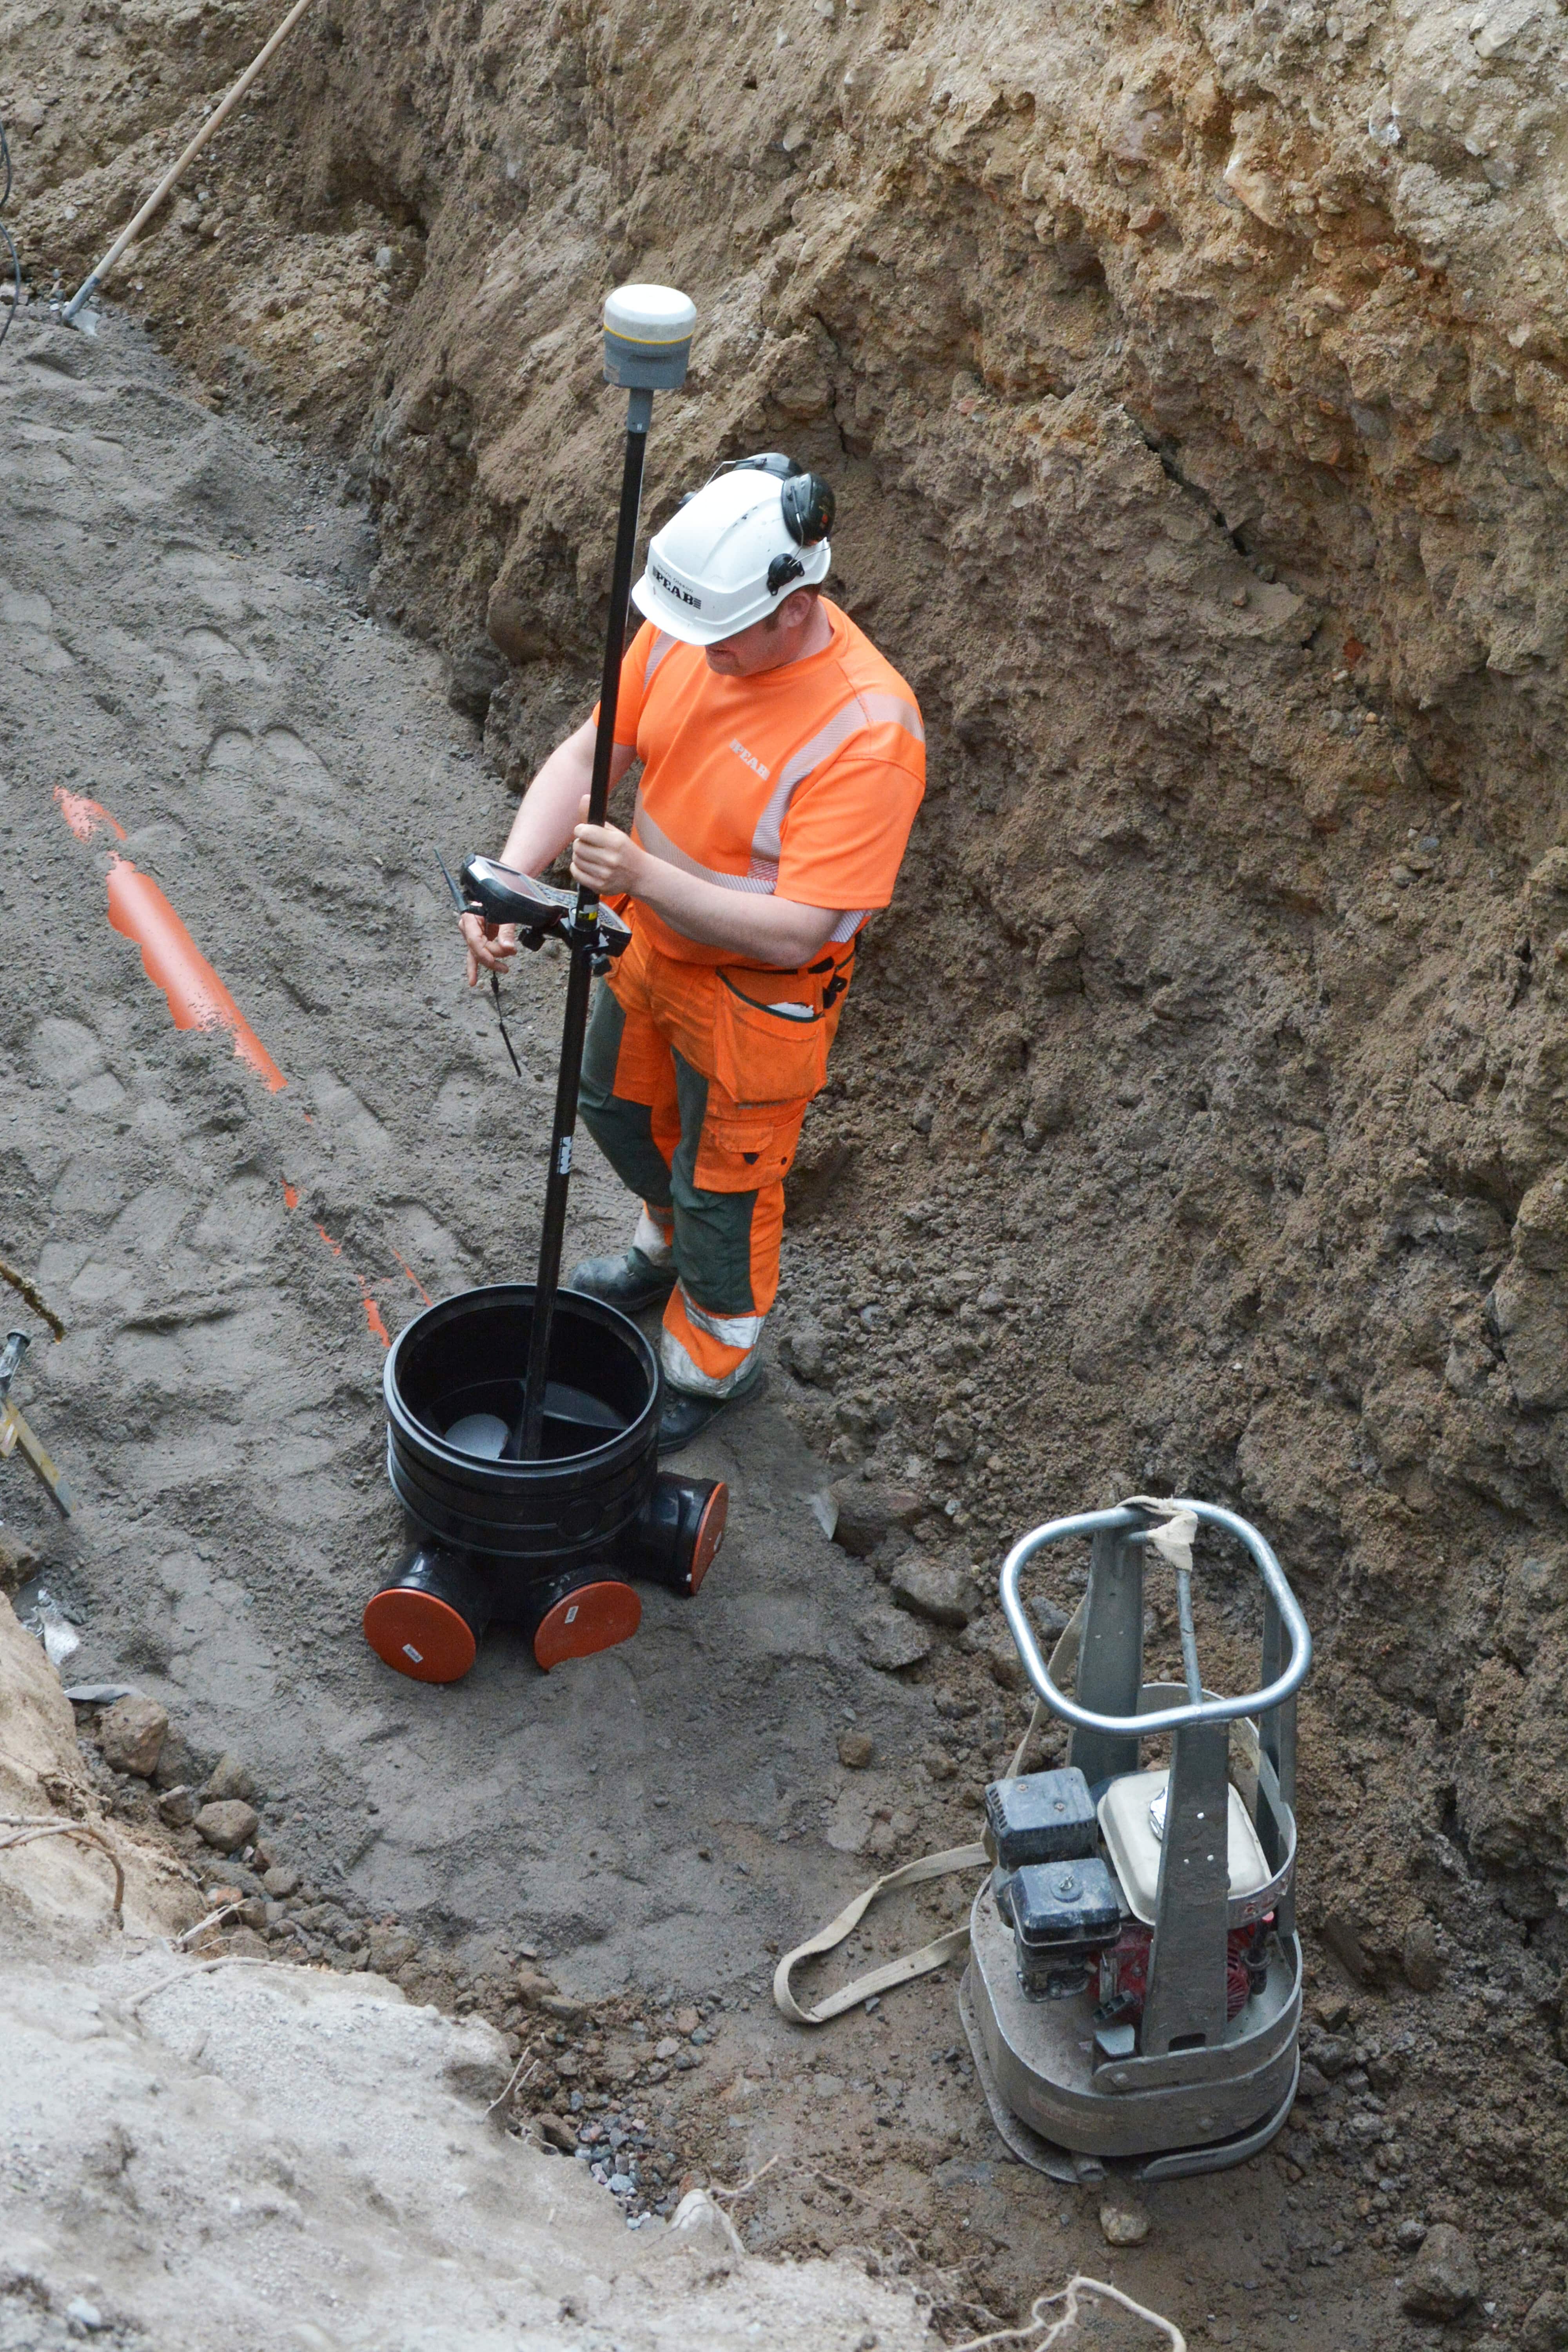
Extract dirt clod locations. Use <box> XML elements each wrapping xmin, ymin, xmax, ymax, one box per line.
<box><xmin>838</xmin><ymin>1730</ymin><xmax>875</xmax><ymax>1769</ymax></box>
<box><xmin>1523</xmin><ymin>2289</ymin><xmax>1568</xmax><ymax>2352</ymax></box>
<box><xmin>202</xmin><ymin>1754</ymin><xmax>256</xmax><ymax>1804</ymax></box>
<box><xmin>1099</xmin><ymin>2194</ymin><xmax>1151</xmax><ymax>2247</ymax></box>
<box><xmin>195</xmin><ymin>1800</ymin><xmax>260</xmax><ymax>1855</ymax></box>
<box><xmin>889</xmin><ymin>1557</ymin><xmax>972</xmax><ymax>1629</ymax></box>
<box><xmin>1401</xmin><ymin>2223</ymin><xmax>1481</xmax><ymax>2321</ymax></box>
<box><xmin>99</xmin><ymin>1695</ymin><xmax>168</xmax><ymax>1779</ymax></box>
<box><xmin>1403</xmin><ymin>1918</ymin><xmax>1443</xmax><ymax>1993</ymax></box>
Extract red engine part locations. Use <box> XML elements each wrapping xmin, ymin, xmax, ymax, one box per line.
<box><xmin>1099</xmin><ymin>1918</ymin><xmax>1269</xmax><ymax>2023</ymax></box>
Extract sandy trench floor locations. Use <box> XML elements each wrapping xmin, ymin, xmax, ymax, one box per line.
<box><xmin>0</xmin><ymin>310</ymin><xmax>1433</xmax><ymax>2349</ymax></box>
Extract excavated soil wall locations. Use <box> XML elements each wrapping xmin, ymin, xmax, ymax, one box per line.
<box><xmin>7</xmin><ymin>0</ymin><xmax>1568</xmax><ymax>2333</ymax></box>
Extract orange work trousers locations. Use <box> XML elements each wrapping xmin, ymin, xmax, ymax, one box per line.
<box><xmin>578</xmin><ymin>924</ymin><xmax>850</xmax><ymax>1395</ymax></box>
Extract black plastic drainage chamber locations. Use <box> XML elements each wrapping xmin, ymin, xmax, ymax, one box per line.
<box><xmin>365</xmin><ymin>1284</ymin><xmax>727</xmax><ymax>1682</ymax></box>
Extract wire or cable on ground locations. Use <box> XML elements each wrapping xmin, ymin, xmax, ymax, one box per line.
<box><xmin>950</xmin><ymin>2274</ymin><xmax>1186</xmax><ymax>2352</ymax></box>
<box><xmin>0</xmin><ymin>1254</ymin><xmax>67</xmax><ymax>1339</ymax></box>
<box><xmin>0</xmin><ymin>113</ymin><xmax>20</xmax><ymax>343</ymax></box>
<box><xmin>0</xmin><ymin>1817</ymin><xmax>125</xmax><ymax>1925</ymax></box>
<box><xmin>127</xmin><ymin>1953</ymin><xmax>275</xmax><ymax>2013</ymax></box>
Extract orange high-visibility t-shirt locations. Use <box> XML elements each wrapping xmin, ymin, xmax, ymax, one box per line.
<box><xmin>604</xmin><ymin>599</ymin><xmax>926</xmax><ymax>968</ymax></box>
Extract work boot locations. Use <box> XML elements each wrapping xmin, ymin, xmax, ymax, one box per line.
<box><xmin>658</xmin><ymin>1363</ymin><xmax>765</xmax><ymax>1454</ymax></box>
<box><xmin>567</xmin><ymin>1246</ymin><xmax>678</xmax><ymax>1314</ymax></box>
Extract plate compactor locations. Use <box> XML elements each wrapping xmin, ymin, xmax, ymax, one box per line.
<box><xmin>361</xmin><ymin>283</ymin><xmax>729</xmax><ymax>1686</ymax></box>
<box><xmin>962</xmin><ymin>1499</ymin><xmax>1312</xmax><ymax>2181</ymax></box>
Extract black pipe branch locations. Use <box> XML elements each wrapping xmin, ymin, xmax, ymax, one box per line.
<box><xmin>365</xmin><ymin>1287</ymin><xmax>726</xmax><ymax>1683</ymax></box>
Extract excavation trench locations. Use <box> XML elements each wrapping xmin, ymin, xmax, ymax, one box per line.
<box><xmin>8</xmin><ymin>0</ymin><xmax>1568</xmax><ymax>2325</ymax></box>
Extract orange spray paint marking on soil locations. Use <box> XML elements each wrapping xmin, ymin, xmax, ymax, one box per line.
<box><xmin>363</xmin><ymin>1296</ymin><xmax>391</xmax><ymax>1347</ymax></box>
<box><xmin>105</xmin><ymin>856</ymin><xmax>287</xmax><ymax>1092</ymax></box>
<box><xmin>282</xmin><ymin>1180</ymin><xmax>300</xmax><ymax>1210</ymax></box>
<box><xmin>55</xmin><ymin>788</ymin><xmax>127</xmax><ymax>843</ymax></box>
<box><xmin>390</xmin><ymin>1248</ymin><xmax>434</xmax><ymax>1307</ymax></box>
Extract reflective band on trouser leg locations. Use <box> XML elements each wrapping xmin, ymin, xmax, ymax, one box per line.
<box><xmin>662</xmin><ymin>1287</ymin><xmax>764</xmax><ymax>1396</ymax></box>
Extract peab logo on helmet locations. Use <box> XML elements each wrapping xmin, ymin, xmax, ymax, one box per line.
<box><xmin>650</xmin><ymin>562</ymin><xmax>702</xmax><ymax>609</ymax></box>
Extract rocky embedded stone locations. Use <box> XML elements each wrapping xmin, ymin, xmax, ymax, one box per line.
<box><xmin>889</xmin><ymin>1557</ymin><xmax>971</xmax><ymax>1629</ymax></box>
<box><xmin>782</xmin><ymin>1320</ymin><xmax>829</xmax><ymax>1385</ymax></box>
<box><xmin>263</xmin><ymin>1864</ymin><xmax>301</xmax><ymax>1898</ymax></box>
<box><xmin>855</xmin><ymin>1608</ymin><xmax>933</xmax><ymax>1673</ymax></box>
<box><xmin>1393</xmin><ymin>2219</ymin><xmax>1428</xmax><ymax>2253</ymax></box>
<box><xmin>655</xmin><ymin>2036</ymin><xmax>680</xmax><ymax>2061</ymax></box>
<box><xmin>515</xmin><ymin>1962</ymin><xmax>558</xmax><ymax>2006</ymax></box>
<box><xmin>447</xmin><ymin>639</ymin><xmax>506</xmax><ymax>721</ymax></box>
<box><xmin>1523</xmin><ymin>2289</ymin><xmax>1568</xmax><ymax>2352</ymax></box>
<box><xmin>1294</xmin><ymin>2062</ymin><xmax>1330</xmax><ymax>2103</ymax></box>
<box><xmin>674</xmin><ymin>2006</ymin><xmax>700</xmax><ymax>2036</ymax></box>
<box><xmin>1098</xmin><ymin>2195</ymin><xmax>1151</xmax><ymax>2247</ymax></box>
<box><xmin>99</xmin><ymin>1694</ymin><xmax>169</xmax><ymax>1779</ymax></box>
<box><xmin>1320</xmin><ymin>1910</ymin><xmax>1377</xmax><ymax>1985</ymax></box>
<box><xmin>368</xmin><ymin>1926</ymin><xmax>417</xmax><ymax>1972</ymax></box>
<box><xmin>194</xmin><ymin>1798</ymin><xmax>260</xmax><ymax>1854</ymax></box>
<box><xmin>922</xmin><ymin>1747</ymin><xmax>957</xmax><ymax>1781</ymax></box>
<box><xmin>838</xmin><ymin>1730</ymin><xmax>874</xmax><ymax>1769</ymax></box>
<box><xmin>1400</xmin><ymin>2223</ymin><xmax>1479</xmax><ymax>2321</ymax></box>
<box><xmin>157</xmin><ymin>1784</ymin><xmax>199</xmax><ymax>1828</ymax></box>
<box><xmin>1403</xmin><ymin>1918</ymin><xmax>1442</xmax><ymax>1992</ymax></box>
<box><xmin>153</xmin><ymin>1731</ymin><xmax>210</xmax><ymax>1792</ymax></box>
<box><xmin>0</xmin><ymin>1526</ymin><xmax>39</xmax><ymax>1597</ymax></box>
<box><xmin>540</xmin><ymin>1992</ymin><xmax>588</xmax><ymax>2023</ymax></box>
<box><xmin>960</xmin><ymin>1621</ymin><xmax>1028</xmax><ymax>1691</ymax></box>
<box><xmin>537</xmin><ymin>2113</ymin><xmax>577</xmax><ymax>2154</ymax></box>
<box><xmin>203</xmin><ymin>1753</ymin><xmax>256</xmax><ymax>1804</ymax></box>
<box><xmin>829</xmin><ymin>1481</ymin><xmax>923</xmax><ymax>1558</ymax></box>
<box><xmin>224</xmin><ymin>1924</ymin><xmax>271</xmax><ymax>1959</ymax></box>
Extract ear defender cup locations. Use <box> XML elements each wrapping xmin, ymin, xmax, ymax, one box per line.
<box><xmin>364</xmin><ymin>1546</ymin><xmax>491</xmax><ymax>1684</ymax></box>
<box><xmin>528</xmin><ymin>1575</ymin><xmax>642</xmax><ymax>1672</ymax></box>
<box><xmin>780</xmin><ymin>470</ymin><xmax>835</xmax><ymax>546</ymax></box>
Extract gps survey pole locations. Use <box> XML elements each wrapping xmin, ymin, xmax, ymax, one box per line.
<box><xmin>508</xmin><ymin>285</ymin><xmax>697</xmax><ymax>1461</ymax></box>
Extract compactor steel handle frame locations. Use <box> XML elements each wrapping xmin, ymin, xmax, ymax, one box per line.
<box><xmin>999</xmin><ymin>1499</ymin><xmax>1310</xmax><ymax>1738</ymax></box>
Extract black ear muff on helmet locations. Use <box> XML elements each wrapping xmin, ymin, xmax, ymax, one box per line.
<box><xmin>705</xmin><ymin>450</ymin><xmax>837</xmax><ymax>599</ymax></box>
<box><xmin>780</xmin><ymin>469</ymin><xmax>835</xmax><ymax>547</ymax></box>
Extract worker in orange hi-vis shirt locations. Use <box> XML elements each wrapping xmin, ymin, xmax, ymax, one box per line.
<box><xmin>459</xmin><ymin>454</ymin><xmax>925</xmax><ymax>1452</ymax></box>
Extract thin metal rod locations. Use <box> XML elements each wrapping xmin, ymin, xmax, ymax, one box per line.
<box><xmin>999</xmin><ymin>1501</ymin><xmax>1312</xmax><ymax>1737</ymax></box>
<box><xmin>1174</xmin><ymin>1564</ymin><xmax>1203</xmax><ymax>1705</ymax></box>
<box><xmin>509</xmin><ymin>387</ymin><xmax>652</xmax><ymax>1461</ymax></box>
<box><xmin>62</xmin><ymin>0</ymin><xmax>319</xmax><ymax>323</ymax></box>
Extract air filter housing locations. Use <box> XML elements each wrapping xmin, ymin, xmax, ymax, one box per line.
<box><xmin>985</xmin><ymin>1766</ymin><xmax>1099</xmax><ymax>1872</ymax></box>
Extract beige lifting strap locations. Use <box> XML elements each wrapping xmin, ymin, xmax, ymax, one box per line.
<box><xmin>773</xmin><ymin>1497</ymin><xmax>1197</xmax><ymax>2029</ymax></box>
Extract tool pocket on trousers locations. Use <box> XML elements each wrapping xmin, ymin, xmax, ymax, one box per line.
<box><xmin>713</xmin><ymin>970</ymin><xmax>831</xmax><ymax>1104</ymax></box>
<box><xmin>695</xmin><ymin>1100</ymin><xmax>808</xmax><ymax>1193</ymax></box>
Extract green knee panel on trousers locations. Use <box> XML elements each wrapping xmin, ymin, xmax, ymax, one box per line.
<box><xmin>579</xmin><ymin>985</ymin><xmax>674</xmax><ymax>1209</ymax></box>
<box><xmin>578</xmin><ymin>985</ymin><xmax>760</xmax><ymax>1318</ymax></box>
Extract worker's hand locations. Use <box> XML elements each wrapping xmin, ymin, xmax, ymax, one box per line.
<box><xmin>570</xmin><ymin>796</ymin><xmax>645</xmax><ymax>898</ymax></box>
<box><xmin>461</xmin><ymin>910</ymin><xmax>518</xmax><ymax>986</ymax></box>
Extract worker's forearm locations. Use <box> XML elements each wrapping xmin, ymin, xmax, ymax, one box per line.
<box><xmin>499</xmin><ymin>721</ymin><xmax>628</xmax><ymax>875</ymax></box>
<box><xmin>630</xmin><ymin>852</ymin><xmax>837</xmax><ymax>964</ymax></box>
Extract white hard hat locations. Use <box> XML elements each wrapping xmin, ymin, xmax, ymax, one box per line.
<box><xmin>632</xmin><ymin>456</ymin><xmax>833</xmax><ymax>646</ymax></box>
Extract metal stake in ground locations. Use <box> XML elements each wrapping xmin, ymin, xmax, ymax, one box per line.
<box><xmin>506</xmin><ymin>284</ymin><xmax>696</xmax><ymax>1462</ymax></box>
